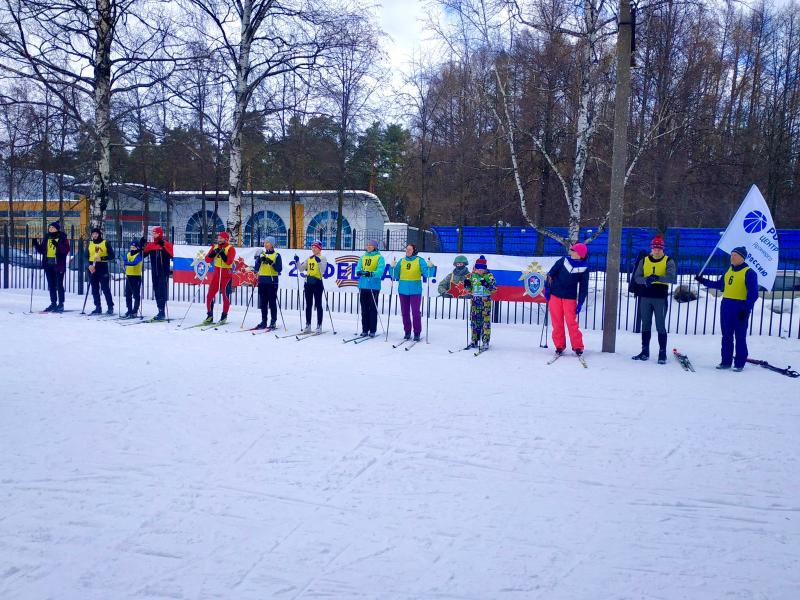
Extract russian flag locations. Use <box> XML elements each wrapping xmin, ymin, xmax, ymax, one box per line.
<box><xmin>491</xmin><ymin>269</ymin><xmax>546</xmax><ymax>303</ymax></box>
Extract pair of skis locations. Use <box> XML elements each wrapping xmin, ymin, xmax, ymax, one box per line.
<box><xmin>448</xmin><ymin>343</ymin><xmax>490</xmax><ymax>357</ymax></box>
<box><xmin>343</xmin><ymin>333</ymin><xmax>378</xmax><ymax>345</ymax></box>
<box><xmin>274</xmin><ymin>329</ymin><xmax>326</xmax><ymax>341</ymax></box>
<box><xmin>746</xmin><ymin>358</ymin><xmax>799</xmax><ymax>378</ymax></box>
<box><xmin>546</xmin><ymin>351</ymin><xmax>587</xmax><ymax>368</ymax></box>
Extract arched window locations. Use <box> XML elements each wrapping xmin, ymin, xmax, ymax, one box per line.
<box><xmin>184</xmin><ymin>210</ymin><xmax>225</xmax><ymax>245</ymax></box>
<box><xmin>305</xmin><ymin>210</ymin><xmax>352</xmax><ymax>249</ymax></box>
<box><xmin>244</xmin><ymin>210</ymin><xmax>287</xmax><ymax>247</ymax></box>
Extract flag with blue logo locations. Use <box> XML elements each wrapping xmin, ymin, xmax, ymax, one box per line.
<box><xmin>717</xmin><ymin>184</ymin><xmax>779</xmax><ymax>290</ymax></box>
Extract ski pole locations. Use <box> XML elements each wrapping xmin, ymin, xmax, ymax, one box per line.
<box><xmin>241</xmin><ymin>284</ymin><xmax>255</xmax><ymax>328</ymax></box>
<box><xmin>294</xmin><ymin>254</ymin><xmax>303</xmax><ymax>329</ymax></box>
<box><xmin>80</xmin><ymin>269</ymin><xmax>91</xmax><ymax>314</ymax></box>
<box><xmin>277</xmin><ymin>291</ymin><xmax>287</xmax><ymax>331</ymax></box>
<box><xmin>177</xmin><ymin>284</ymin><xmax>198</xmax><ymax>327</ymax></box>
<box><xmin>29</xmin><ymin>257</ymin><xmax>34</xmax><ymax>312</ymax></box>
<box><xmin>385</xmin><ymin>258</ymin><xmax>395</xmax><ymax>342</ymax></box>
<box><xmin>425</xmin><ymin>257</ymin><xmax>433</xmax><ymax>344</ymax></box>
<box><xmin>323</xmin><ymin>287</ymin><xmax>337</xmax><ymax>335</ymax></box>
<box><xmin>539</xmin><ymin>301</ymin><xmax>550</xmax><ymax>348</ymax></box>
<box><xmin>368</xmin><ymin>286</ymin><xmax>386</xmax><ymax>335</ymax></box>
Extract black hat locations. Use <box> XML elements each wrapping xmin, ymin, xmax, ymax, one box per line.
<box><xmin>48</xmin><ymin>221</ymin><xmax>61</xmax><ymax>231</ymax></box>
<box><xmin>91</xmin><ymin>227</ymin><xmax>102</xmax><ymax>236</ymax></box>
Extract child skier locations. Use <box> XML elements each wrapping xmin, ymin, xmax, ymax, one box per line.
<box><xmin>391</xmin><ymin>244</ymin><xmax>434</xmax><ymax>342</ymax></box>
<box><xmin>545</xmin><ymin>242</ymin><xmax>589</xmax><ymax>357</ymax></box>
<box><xmin>87</xmin><ymin>227</ymin><xmax>115</xmax><ymax>315</ymax></box>
<box><xmin>695</xmin><ymin>246</ymin><xmax>758</xmax><ymax>371</ymax></box>
<box><xmin>203</xmin><ymin>231</ymin><xmax>236</xmax><ymax>324</ymax></box>
<box><xmin>463</xmin><ymin>255</ymin><xmax>497</xmax><ymax>349</ymax></box>
<box><xmin>253</xmin><ymin>236</ymin><xmax>282</xmax><ymax>330</ymax></box>
<box><xmin>356</xmin><ymin>239</ymin><xmax>385</xmax><ymax>337</ymax></box>
<box><xmin>296</xmin><ymin>240</ymin><xmax>328</xmax><ymax>333</ymax></box>
<box><xmin>123</xmin><ymin>239</ymin><xmax>143</xmax><ymax>318</ymax></box>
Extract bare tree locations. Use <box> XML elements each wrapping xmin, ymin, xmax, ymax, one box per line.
<box><xmin>0</xmin><ymin>0</ymin><xmax>179</xmax><ymax>233</ymax></box>
<box><xmin>182</xmin><ymin>0</ymin><xmax>349</xmax><ymax>243</ymax></box>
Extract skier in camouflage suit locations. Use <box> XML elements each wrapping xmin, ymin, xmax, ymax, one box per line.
<box><xmin>464</xmin><ymin>255</ymin><xmax>497</xmax><ymax>349</ymax></box>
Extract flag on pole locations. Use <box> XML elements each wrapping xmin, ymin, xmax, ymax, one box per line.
<box><xmin>717</xmin><ymin>184</ymin><xmax>780</xmax><ymax>290</ymax></box>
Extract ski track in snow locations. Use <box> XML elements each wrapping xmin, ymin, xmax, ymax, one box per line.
<box><xmin>0</xmin><ymin>289</ymin><xmax>799</xmax><ymax>599</ymax></box>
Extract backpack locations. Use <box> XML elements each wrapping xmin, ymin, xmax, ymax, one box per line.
<box><xmin>628</xmin><ymin>251</ymin><xmax>648</xmax><ymax>297</ymax></box>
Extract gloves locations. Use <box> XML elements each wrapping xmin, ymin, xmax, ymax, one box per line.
<box><xmin>217</xmin><ymin>250</ymin><xmax>227</xmax><ymax>262</ymax></box>
<box><xmin>263</xmin><ymin>257</ymin><xmax>273</xmax><ymax>265</ymax></box>
<box><xmin>694</xmin><ymin>275</ymin><xmax>704</xmax><ymax>283</ymax></box>
<box><xmin>208</xmin><ymin>249</ymin><xmax>218</xmax><ymax>258</ymax></box>
<box><xmin>464</xmin><ymin>278</ymin><xmax>473</xmax><ymax>289</ymax></box>
<box><xmin>293</xmin><ymin>254</ymin><xmax>299</xmax><ymax>262</ymax></box>
<box><xmin>311</xmin><ymin>255</ymin><xmax>320</xmax><ymax>263</ymax></box>
<box><xmin>356</xmin><ymin>270</ymin><xmax>365</xmax><ymax>277</ymax></box>
<box><xmin>426</xmin><ymin>259</ymin><xmax>434</xmax><ymax>268</ymax></box>
<box><xmin>363</xmin><ymin>271</ymin><xmax>372</xmax><ymax>278</ymax></box>
<box><xmin>646</xmin><ymin>275</ymin><xmax>658</xmax><ymax>286</ymax></box>
<box><xmin>739</xmin><ymin>309</ymin><xmax>750</xmax><ymax>321</ymax></box>
<box><xmin>157</xmin><ymin>238</ymin><xmax>165</xmax><ymax>247</ymax></box>
<box><xmin>576</xmin><ymin>301</ymin><xmax>583</xmax><ymax>315</ymax></box>
<box><xmin>543</xmin><ymin>280</ymin><xmax>551</xmax><ymax>301</ymax></box>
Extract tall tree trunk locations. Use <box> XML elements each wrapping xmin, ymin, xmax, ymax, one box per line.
<box><xmin>227</xmin><ymin>0</ymin><xmax>253</xmax><ymax>244</ymax></box>
<box><xmin>90</xmin><ymin>0</ymin><xmax>113</xmax><ymax>234</ymax></box>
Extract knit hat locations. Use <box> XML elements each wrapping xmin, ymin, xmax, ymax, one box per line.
<box><xmin>91</xmin><ymin>227</ymin><xmax>102</xmax><ymax>236</ymax></box>
<box><xmin>311</xmin><ymin>239</ymin><xmax>323</xmax><ymax>250</ymax></box>
<box><xmin>48</xmin><ymin>221</ymin><xmax>60</xmax><ymax>231</ymax></box>
<box><xmin>453</xmin><ymin>255</ymin><xmax>468</xmax><ymax>266</ymax></box>
<box><xmin>130</xmin><ymin>238</ymin><xmax>141</xmax><ymax>249</ymax></box>
<box><xmin>367</xmin><ymin>239</ymin><xmax>379</xmax><ymax>249</ymax></box>
<box><xmin>651</xmin><ymin>235</ymin><xmax>665</xmax><ymax>250</ymax></box>
<box><xmin>218</xmin><ymin>231</ymin><xmax>230</xmax><ymax>242</ymax></box>
<box><xmin>474</xmin><ymin>255</ymin><xmax>488</xmax><ymax>270</ymax></box>
<box><xmin>153</xmin><ymin>226</ymin><xmax>164</xmax><ymax>238</ymax></box>
<box><xmin>265</xmin><ymin>235</ymin><xmax>276</xmax><ymax>247</ymax></box>
<box><xmin>731</xmin><ymin>246</ymin><xmax>748</xmax><ymax>260</ymax></box>
<box><xmin>570</xmin><ymin>242</ymin><xmax>588</xmax><ymax>259</ymax></box>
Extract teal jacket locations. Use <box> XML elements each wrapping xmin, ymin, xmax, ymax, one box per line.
<box><xmin>356</xmin><ymin>251</ymin><xmax>385</xmax><ymax>291</ymax></box>
<box><xmin>392</xmin><ymin>255</ymin><xmax>434</xmax><ymax>296</ymax></box>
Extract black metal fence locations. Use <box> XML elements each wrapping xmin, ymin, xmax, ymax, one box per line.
<box><xmin>3</xmin><ymin>226</ymin><xmax>799</xmax><ymax>338</ymax></box>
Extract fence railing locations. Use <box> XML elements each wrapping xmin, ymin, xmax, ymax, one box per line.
<box><xmin>3</xmin><ymin>227</ymin><xmax>799</xmax><ymax>338</ymax></box>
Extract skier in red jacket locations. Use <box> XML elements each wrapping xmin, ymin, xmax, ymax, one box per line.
<box><xmin>203</xmin><ymin>231</ymin><xmax>236</xmax><ymax>324</ymax></box>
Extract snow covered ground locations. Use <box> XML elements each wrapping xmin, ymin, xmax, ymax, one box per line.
<box><xmin>1</xmin><ymin>289</ymin><xmax>799</xmax><ymax>600</ymax></box>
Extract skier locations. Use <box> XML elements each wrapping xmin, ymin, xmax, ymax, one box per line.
<box><xmin>631</xmin><ymin>235</ymin><xmax>677</xmax><ymax>363</ymax></box>
<box><xmin>545</xmin><ymin>242</ymin><xmax>589</xmax><ymax>357</ymax></box>
<box><xmin>87</xmin><ymin>227</ymin><xmax>115</xmax><ymax>315</ymax></box>
<box><xmin>32</xmin><ymin>221</ymin><xmax>70</xmax><ymax>312</ymax></box>
<box><xmin>296</xmin><ymin>240</ymin><xmax>327</xmax><ymax>333</ymax></box>
<box><xmin>356</xmin><ymin>239</ymin><xmax>385</xmax><ymax>337</ymax></box>
<box><xmin>253</xmin><ymin>236</ymin><xmax>282</xmax><ymax>330</ymax></box>
<box><xmin>437</xmin><ymin>255</ymin><xmax>470</xmax><ymax>298</ymax></box>
<box><xmin>463</xmin><ymin>255</ymin><xmax>497</xmax><ymax>349</ymax></box>
<box><xmin>123</xmin><ymin>239</ymin><xmax>143</xmax><ymax>318</ymax></box>
<box><xmin>695</xmin><ymin>246</ymin><xmax>758</xmax><ymax>371</ymax></box>
<box><xmin>203</xmin><ymin>231</ymin><xmax>236</xmax><ymax>324</ymax></box>
<box><xmin>142</xmin><ymin>226</ymin><xmax>173</xmax><ymax>321</ymax></box>
<box><xmin>391</xmin><ymin>243</ymin><xmax>434</xmax><ymax>342</ymax></box>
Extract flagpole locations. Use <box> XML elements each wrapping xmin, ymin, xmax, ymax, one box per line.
<box><xmin>697</xmin><ymin>241</ymin><xmax>721</xmax><ymax>277</ymax></box>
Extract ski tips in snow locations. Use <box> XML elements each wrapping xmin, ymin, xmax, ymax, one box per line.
<box><xmin>672</xmin><ymin>348</ymin><xmax>695</xmax><ymax>372</ymax></box>
<box><xmin>746</xmin><ymin>358</ymin><xmax>799</xmax><ymax>378</ymax></box>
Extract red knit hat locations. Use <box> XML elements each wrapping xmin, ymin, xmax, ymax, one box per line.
<box><xmin>153</xmin><ymin>226</ymin><xmax>164</xmax><ymax>238</ymax></box>
<box><xmin>570</xmin><ymin>242</ymin><xmax>588</xmax><ymax>259</ymax></box>
<box><xmin>218</xmin><ymin>231</ymin><xmax>230</xmax><ymax>242</ymax></box>
<box><xmin>651</xmin><ymin>235</ymin><xmax>665</xmax><ymax>249</ymax></box>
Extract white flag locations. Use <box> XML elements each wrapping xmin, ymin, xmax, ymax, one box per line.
<box><xmin>717</xmin><ymin>184</ymin><xmax>780</xmax><ymax>290</ymax></box>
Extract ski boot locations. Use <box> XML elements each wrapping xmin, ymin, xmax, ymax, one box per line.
<box><xmin>368</xmin><ymin>332</ymin><xmax>376</xmax><ymax>338</ymax></box>
<box><xmin>633</xmin><ymin>331</ymin><xmax>650</xmax><ymax>360</ymax></box>
<box><xmin>106</xmin><ymin>306</ymin><xmax>115</xmax><ymax>315</ymax></box>
<box><xmin>202</xmin><ymin>312</ymin><xmax>214</xmax><ymax>325</ymax></box>
<box><xmin>574</xmin><ymin>349</ymin><xmax>583</xmax><ymax>356</ymax></box>
<box><xmin>268</xmin><ymin>320</ymin><xmax>277</xmax><ymax>330</ymax></box>
<box><xmin>715</xmin><ymin>363</ymin><xmax>732</xmax><ymax>370</ymax></box>
<box><xmin>152</xmin><ymin>312</ymin><xmax>166</xmax><ymax>322</ymax></box>
<box><xmin>732</xmin><ymin>366</ymin><xmax>744</xmax><ymax>372</ymax></box>
<box><xmin>43</xmin><ymin>303</ymin><xmax>56</xmax><ymax>312</ymax></box>
<box><xmin>89</xmin><ymin>307</ymin><xmax>102</xmax><ymax>315</ymax></box>
<box><xmin>657</xmin><ymin>333</ymin><xmax>668</xmax><ymax>365</ymax></box>
<box><xmin>219</xmin><ymin>312</ymin><xmax>228</xmax><ymax>324</ymax></box>
<box><xmin>403</xmin><ymin>332</ymin><xmax>411</xmax><ymax>340</ymax></box>
<box><xmin>303</xmin><ymin>323</ymin><xmax>312</xmax><ymax>333</ymax></box>
<box><xmin>315</xmin><ymin>324</ymin><xmax>322</xmax><ymax>334</ymax></box>
<box><xmin>54</xmin><ymin>303</ymin><xmax>64</xmax><ymax>313</ymax></box>
<box><xmin>413</xmin><ymin>335</ymin><xmax>421</xmax><ymax>342</ymax></box>
<box><xmin>255</xmin><ymin>321</ymin><xmax>267</xmax><ymax>330</ymax></box>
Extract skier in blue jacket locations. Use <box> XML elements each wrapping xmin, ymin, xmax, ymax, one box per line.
<box><xmin>356</xmin><ymin>239</ymin><xmax>386</xmax><ymax>337</ymax></box>
<box><xmin>695</xmin><ymin>246</ymin><xmax>759</xmax><ymax>371</ymax></box>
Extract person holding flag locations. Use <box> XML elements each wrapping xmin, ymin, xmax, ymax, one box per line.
<box><xmin>438</xmin><ymin>255</ymin><xmax>470</xmax><ymax>298</ymax></box>
<box><xmin>695</xmin><ymin>247</ymin><xmax>758</xmax><ymax>371</ymax></box>
<box><xmin>203</xmin><ymin>231</ymin><xmax>236</xmax><ymax>325</ymax></box>
<box><xmin>355</xmin><ymin>239</ymin><xmax>385</xmax><ymax>337</ymax></box>
<box><xmin>693</xmin><ymin>185</ymin><xmax>779</xmax><ymax>371</ymax></box>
